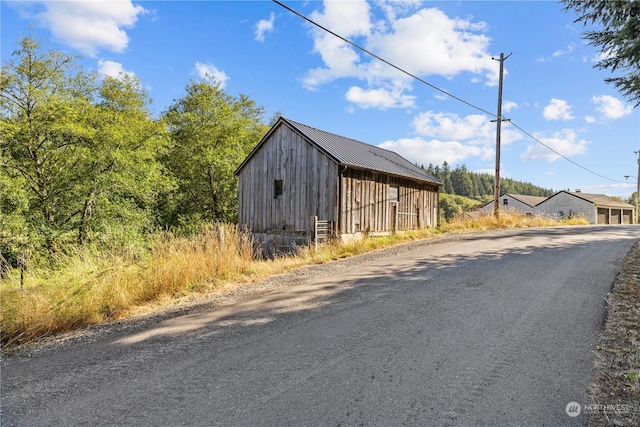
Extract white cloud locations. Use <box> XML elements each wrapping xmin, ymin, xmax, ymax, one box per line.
<box><xmin>377</xmin><ymin>109</ymin><xmax>526</xmax><ymax>167</ymax></box>
<box><xmin>520</xmin><ymin>129</ymin><xmax>589</xmax><ymax>162</ymax></box>
<box><xmin>379</xmin><ymin>138</ymin><xmax>485</xmax><ymax>166</ymax></box>
<box><xmin>579</xmin><ymin>182</ymin><xmax>637</xmax><ymax>198</ymax></box>
<box><xmin>302</xmin><ymin>1</ymin><xmax>498</xmax><ymax>109</ymax></box>
<box><xmin>195</xmin><ymin>62</ymin><xmax>229</xmax><ymax>88</ymax></box>
<box><xmin>377</xmin><ymin>0</ymin><xmax>422</xmax><ymax>21</ymax></box>
<box><xmin>303</xmin><ymin>36</ymin><xmax>365</xmax><ymax>89</ymax></box>
<box><xmin>345</xmin><ymin>85</ymin><xmax>415</xmax><ymax>109</ymax></box>
<box><xmin>591</xmin><ymin>95</ymin><xmax>633</xmax><ymax>119</ymax></box>
<box><xmin>474</xmin><ymin>168</ymin><xmax>497</xmax><ymax>175</ymax></box>
<box><xmin>537</xmin><ymin>43</ymin><xmax>576</xmax><ymax>62</ymax></box>
<box><xmin>552</xmin><ymin>43</ymin><xmax>576</xmax><ymax>58</ymax></box>
<box><xmin>412</xmin><ymin>111</ymin><xmax>522</xmax><ymax>147</ymax></box>
<box><xmin>97</xmin><ymin>60</ymin><xmax>135</xmax><ymax>79</ymax></box>
<box><xmin>585</xmin><ymin>116</ymin><xmax>597</xmax><ymax>124</ymax></box>
<box><xmin>310</xmin><ymin>0</ymin><xmax>372</xmax><ymax>38</ymax></box>
<box><xmin>11</xmin><ymin>0</ymin><xmax>146</xmax><ymax>57</ymax></box>
<box><xmin>255</xmin><ymin>12</ymin><xmax>275</xmax><ymax>42</ymax></box>
<box><xmin>502</xmin><ymin>100</ymin><xmax>518</xmax><ymax>113</ymax></box>
<box><xmin>543</xmin><ymin>98</ymin><xmax>575</xmax><ymax>121</ymax></box>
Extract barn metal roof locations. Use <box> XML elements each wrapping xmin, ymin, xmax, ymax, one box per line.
<box><xmin>281</xmin><ymin>118</ymin><xmax>442</xmax><ymax>185</ymax></box>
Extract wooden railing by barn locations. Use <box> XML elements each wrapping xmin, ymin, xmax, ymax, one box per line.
<box><xmin>311</xmin><ymin>216</ymin><xmax>334</xmax><ymax>250</ymax></box>
<box><xmin>391</xmin><ymin>203</ymin><xmax>420</xmax><ymax>233</ymax></box>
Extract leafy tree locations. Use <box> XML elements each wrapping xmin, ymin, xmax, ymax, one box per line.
<box><xmin>161</xmin><ymin>79</ymin><xmax>268</xmax><ymax>228</ymax></box>
<box><xmin>439</xmin><ymin>193</ymin><xmax>486</xmax><ymax>221</ymax></box>
<box><xmin>1</xmin><ymin>35</ymin><xmax>170</xmax><ymax>255</ymax></box>
<box><xmin>1</xmin><ymin>36</ymin><xmax>95</xmax><ymax>250</ymax></box>
<box><xmin>439</xmin><ymin>194</ymin><xmax>462</xmax><ymax>221</ymax></box>
<box><xmin>0</xmin><ymin>170</ymin><xmax>30</xmax><ymax>266</ymax></box>
<box><xmin>79</xmin><ymin>74</ymin><xmax>172</xmax><ymax>243</ymax></box>
<box><xmin>563</xmin><ymin>0</ymin><xmax>640</xmax><ymax>106</ymax></box>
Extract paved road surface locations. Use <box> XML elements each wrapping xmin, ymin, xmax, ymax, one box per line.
<box><xmin>2</xmin><ymin>225</ymin><xmax>639</xmax><ymax>426</ymax></box>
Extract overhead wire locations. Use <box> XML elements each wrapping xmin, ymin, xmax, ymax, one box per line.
<box><xmin>272</xmin><ymin>0</ymin><xmax>496</xmax><ymax>118</ymax></box>
<box><xmin>508</xmin><ymin>121</ymin><xmax>626</xmax><ymax>183</ymax></box>
<box><xmin>273</xmin><ymin>0</ymin><xmax>629</xmax><ymax>185</ymax></box>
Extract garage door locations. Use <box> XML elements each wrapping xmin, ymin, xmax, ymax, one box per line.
<box><xmin>597</xmin><ymin>208</ymin><xmax>608</xmax><ymax>224</ymax></box>
<box><xmin>610</xmin><ymin>209</ymin><xmax>621</xmax><ymax>224</ymax></box>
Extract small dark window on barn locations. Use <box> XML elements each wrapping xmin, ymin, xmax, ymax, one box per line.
<box><xmin>274</xmin><ymin>180</ymin><xmax>283</xmax><ymax>199</ymax></box>
<box><xmin>389</xmin><ymin>186</ymin><xmax>399</xmax><ymax>202</ymax></box>
<box><xmin>503</xmin><ymin>198</ymin><xmax>508</xmax><ymax>206</ymax></box>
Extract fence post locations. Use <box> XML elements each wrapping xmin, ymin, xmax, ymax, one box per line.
<box><xmin>392</xmin><ymin>204</ymin><xmax>398</xmax><ymax>234</ymax></box>
<box><xmin>311</xmin><ymin>216</ymin><xmax>318</xmax><ymax>251</ymax></box>
<box><xmin>216</xmin><ymin>225</ymin><xmax>225</xmax><ymax>246</ymax></box>
<box><xmin>19</xmin><ymin>251</ymin><xmax>25</xmax><ymax>289</ymax></box>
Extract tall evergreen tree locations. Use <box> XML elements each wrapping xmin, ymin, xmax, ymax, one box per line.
<box><xmin>441</xmin><ymin>161</ymin><xmax>454</xmax><ymax>194</ymax></box>
<box><xmin>563</xmin><ymin>0</ymin><xmax>640</xmax><ymax>106</ymax></box>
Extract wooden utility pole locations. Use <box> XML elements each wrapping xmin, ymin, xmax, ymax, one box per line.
<box><xmin>492</xmin><ymin>53</ymin><xmax>511</xmax><ymax>218</ymax></box>
<box><xmin>636</xmin><ymin>150</ymin><xmax>639</xmax><ymax>224</ymax></box>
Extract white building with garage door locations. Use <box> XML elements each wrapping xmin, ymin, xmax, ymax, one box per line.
<box><xmin>534</xmin><ymin>191</ymin><xmax>635</xmax><ymax>224</ymax></box>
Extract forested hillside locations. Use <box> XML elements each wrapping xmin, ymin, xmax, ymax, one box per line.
<box><xmin>423</xmin><ymin>162</ymin><xmax>555</xmax><ymax>198</ymax></box>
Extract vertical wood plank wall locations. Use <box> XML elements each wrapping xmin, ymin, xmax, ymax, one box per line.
<box><xmin>339</xmin><ymin>169</ymin><xmax>439</xmax><ymax>234</ymax></box>
<box><xmin>237</xmin><ymin>123</ymin><xmax>338</xmax><ymax>234</ymax></box>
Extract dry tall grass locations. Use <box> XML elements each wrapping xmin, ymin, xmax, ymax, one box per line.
<box><xmin>0</xmin><ymin>213</ymin><xmax>589</xmax><ymax>349</ymax></box>
<box><xmin>0</xmin><ymin>225</ymin><xmax>258</xmax><ymax>348</ymax></box>
<box><xmin>440</xmin><ymin>211</ymin><xmax>588</xmax><ymax>232</ymax></box>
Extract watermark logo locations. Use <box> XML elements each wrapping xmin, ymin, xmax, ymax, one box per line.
<box><xmin>565</xmin><ymin>401</ymin><xmax>638</xmax><ymax>418</ymax></box>
<box><xmin>566</xmin><ymin>401</ymin><xmax>581</xmax><ymax>417</ymax></box>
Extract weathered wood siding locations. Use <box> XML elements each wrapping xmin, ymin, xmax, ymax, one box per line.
<box><xmin>238</xmin><ymin>123</ymin><xmax>338</xmax><ymax>234</ymax></box>
<box><xmin>339</xmin><ymin>169</ymin><xmax>439</xmax><ymax>234</ymax></box>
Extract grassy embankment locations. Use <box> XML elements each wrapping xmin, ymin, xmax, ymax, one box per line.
<box><xmin>588</xmin><ymin>241</ymin><xmax>640</xmax><ymax>426</ymax></box>
<box><xmin>1</xmin><ymin>213</ymin><xmax>587</xmax><ymax>349</ymax></box>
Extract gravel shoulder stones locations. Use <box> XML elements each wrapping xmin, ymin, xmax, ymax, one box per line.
<box><xmin>588</xmin><ymin>241</ymin><xmax>640</xmax><ymax>426</ymax></box>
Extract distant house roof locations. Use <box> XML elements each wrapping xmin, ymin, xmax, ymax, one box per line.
<box><xmin>480</xmin><ymin>193</ymin><xmax>548</xmax><ymax>209</ymax></box>
<box><xmin>546</xmin><ymin>191</ymin><xmax>634</xmax><ymax>208</ymax></box>
<box><xmin>236</xmin><ymin>117</ymin><xmax>442</xmax><ymax>186</ymax></box>
<box><xmin>508</xmin><ymin>194</ymin><xmax>548</xmax><ymax>207</ymax></box>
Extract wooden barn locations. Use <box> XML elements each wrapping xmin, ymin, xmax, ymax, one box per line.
<box><xmin>533</xmin><ymin>191</ymin><xmax>635</xmax><ymax>224</ymax></box>
<box><xmin>235</xmin><ymin>117</ymin><xmax>442</xmax><ymax>255</ymax></box>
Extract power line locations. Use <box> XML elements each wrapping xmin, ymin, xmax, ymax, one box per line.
<box><xmin>509</xmin><ymin>121</ymin><xmax>626</xmax><ymax>183</ymax></box>
<box><xmin>272</xmin><ymin>0</ymin><xmax>496</xmax><ymax>117</ymax></box>
<box><xmin>273</xmin><ymin>0</ymin><xmax>628</xmax><ymax>185</ymax></box>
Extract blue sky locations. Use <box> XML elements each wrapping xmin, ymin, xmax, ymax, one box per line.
<box><xmin>2</xmin><ymin>0</ymin><xmax>639</xmax><ymax>198</ymax></box>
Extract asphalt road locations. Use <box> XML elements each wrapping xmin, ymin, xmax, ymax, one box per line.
<box><xmin>2</xmin><ymin>225</ymin><xmax>639</xmax><ymax>427</ymax></box>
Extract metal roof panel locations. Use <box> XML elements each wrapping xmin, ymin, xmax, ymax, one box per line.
<box><xmin>283</xmin><ymin>118</ymin><xmax>442</xmax><ymax>185</ymax></box>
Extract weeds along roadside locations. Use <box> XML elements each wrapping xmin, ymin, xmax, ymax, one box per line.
<box><xmin>1</xmin><ymin>214</ymin><xmax>588</xmax><ymax>349</ymax></box>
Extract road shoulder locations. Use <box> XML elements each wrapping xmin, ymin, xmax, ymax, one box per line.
<box><xmin>589</xmin><ymin>240</ymin><xmax>640</xmax><ymax>426</ymax></box>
